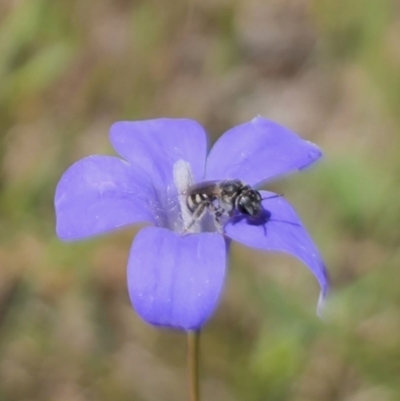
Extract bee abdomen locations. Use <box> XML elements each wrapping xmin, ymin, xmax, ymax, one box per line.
<box><xmin>186</xmin><ymin>193</ymin><xmax>211</xmax><ymax>213</ymax></box>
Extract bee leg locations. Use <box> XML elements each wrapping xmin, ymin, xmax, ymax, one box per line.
<box><xmin>182</xmin><ymin>202</ymin><xmax>207</xmax><ymax>235</ymax></box>
<box><xmin>209</xmin><ymin>205</ymin><xmax>225</xmax><ymax>233</ymax></box>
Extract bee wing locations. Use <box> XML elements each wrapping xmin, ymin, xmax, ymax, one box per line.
<box><xmin>184</xmin><ymin>180</ymin><xmax>223</xmax><ymax>196</ymax></box>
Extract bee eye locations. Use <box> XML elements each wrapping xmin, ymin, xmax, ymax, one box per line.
<box><xmin>237</xmin><ymin>195</ymin><xmax>253</xmax><ymax>216</ymax></box>
<box><xmin>237</xmin><ymin>202</ymin><xmax>248</xmax><ymax>214</ymax></box>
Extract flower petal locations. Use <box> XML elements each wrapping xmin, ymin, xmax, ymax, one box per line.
<box><xmin>206</xmin><ymin>116</ymin><xmax>322</xmax><ymax>186</ymax></box>
<box><xmin>224</xmin><ymin>191</ymin><xmax>329</xmax><ymax>314</ymax></box>
<box><xmin>55</xmin><ymin>156</ymin><xmax>157</xmax><ymax>240</ymax></box>
<box><xmin>127</xmin><ymin>227</ymin><xmax>226</xmax><ymax>330</ymax></box>
<box><xmin>110</xmin><ymin>118</ymin><xmax>208</xmax><ymax>191</ymax></box>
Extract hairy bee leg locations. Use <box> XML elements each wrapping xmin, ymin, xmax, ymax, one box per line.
<box><xmin>213</xmin><ymin>217</ymin><xmax>224</xmax><ymax>234</ymax></box>
<box><xmin>182</xmin><ymin>202</ymin><xmax>208</xmax><ymax>235</ymax></box>
<box><xmin>208</xmin><ymin>204</ymin><xmax>225</xmax><ymax>234</ymax></box>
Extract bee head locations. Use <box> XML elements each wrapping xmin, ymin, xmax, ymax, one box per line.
<box><xmin>236</xmin><ymin>189</ymin><xmax>262</xmax><ymax>217</ymax></box>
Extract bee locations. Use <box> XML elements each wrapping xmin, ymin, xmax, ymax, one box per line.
<box><xmin>185</xmin><ymin>179</ymin><xmax>264</xmax><ymax>232</ymax></box>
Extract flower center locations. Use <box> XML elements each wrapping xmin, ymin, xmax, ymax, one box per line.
<box><xmin>173</xmin><ymin>159</ymin><xmax>200</xmax><ymax>234</ymax></box>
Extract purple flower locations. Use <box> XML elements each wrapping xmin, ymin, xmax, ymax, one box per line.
<box><xmin>55</xmin><ymin>117</ymin><xmax>329</xmax><ymax>330</ymax></box>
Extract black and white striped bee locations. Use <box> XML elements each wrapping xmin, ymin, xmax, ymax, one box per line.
<box><xmin>185</xmin><ymin>179</ymin><xmax>264</xmax><ymax>232</ymax></box>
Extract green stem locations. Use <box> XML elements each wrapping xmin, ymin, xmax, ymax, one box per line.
<box><xmin>187</xmin><ymin>330</ymin><xmax>200</xmax><ymax>401</ymax></box>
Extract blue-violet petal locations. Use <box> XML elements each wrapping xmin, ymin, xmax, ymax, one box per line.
<box><xmin>206</xmin><ymin>116</ymin><xmax>322</xmax><ymax>186</ymax></box>
<box><xmin>55</xmin><ymin>155</ymin><xmax>157</xmax><ymax>240</ymax></box>
<box><xmin>110</xmin><ymin>118</ymin><xmax>208</xmax><ymax>194</ymax></box>
<box><xmin>127</xmin><ymin>227</ymin><xmax>226</xmax><ymax>330</ymax></box>
<box><xmin>224</xmin><ymin>191</ymin><xmax>329</xmax><ymax>313</ymax></box>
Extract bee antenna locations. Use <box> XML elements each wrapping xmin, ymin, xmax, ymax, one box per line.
<box><xmin>261</xmin><ymin>193</ymin><xmax>283</xmax><ymax>201</ymax></box>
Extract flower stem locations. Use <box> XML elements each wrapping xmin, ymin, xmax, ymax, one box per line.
<box><xmin>187</xmin><ymin>330</ymin><xmax>200</xmax><ymax>401</ymax></box>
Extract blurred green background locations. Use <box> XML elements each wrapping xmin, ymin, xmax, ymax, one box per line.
<box><xmin>1</xmin><ymin>0</ymin><xmax>400</xmax><ymax>400</ymax></box>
